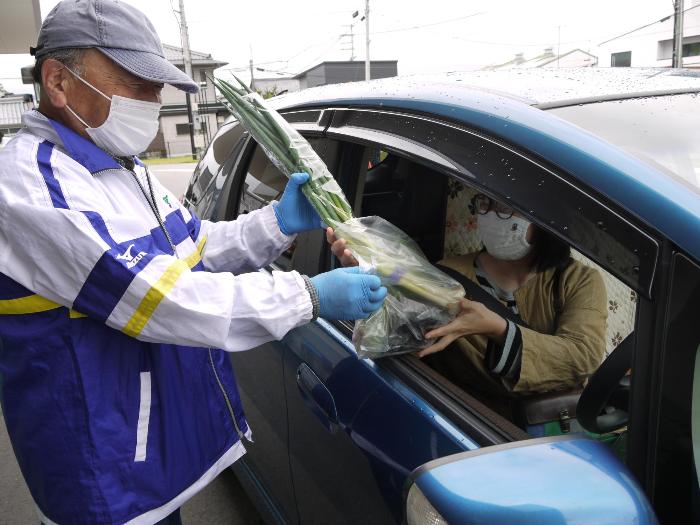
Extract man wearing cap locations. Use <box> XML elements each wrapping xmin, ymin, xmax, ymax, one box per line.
<box><xmin>0</xmin><ymin>1</ymin><xmax>386</xmax><ymax>524</ymax></box>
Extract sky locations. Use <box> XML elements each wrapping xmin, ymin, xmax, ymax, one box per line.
<box><xmin>0</xmin><ymin>0</ymin><xmax>680</xmax><ymax>95</ymax></box>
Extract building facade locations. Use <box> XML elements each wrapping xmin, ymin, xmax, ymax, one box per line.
<box><xmin>254</xmin><ymin>60</ymin><xmax>399</xmax><ymax>95</ymax></box>
<box><xmin>0</xmin><ymin>85</ymin><xmax>34</xmax><ymax>140</ymax></box>
<box><xmin>484</xmin><ymin>48</ymin><xmax>598</xmax><ymax>71</ymax></box>
<box><xmin>597</xmin><ymin>1</ymin><xmax>700</xmax><ymax>68</ymax></box>
<box><xmin>152</xmin><ymin>44</ymin><xmax>229</xmax><ymax>158</ymax></box>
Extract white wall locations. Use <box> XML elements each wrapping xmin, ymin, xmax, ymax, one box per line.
<box><xmin>161</xmin><ymin>65</ymin><xmax>219</xmax><ymax>105</ymax></box>
<box><xmin>541</xmin><ymin>50</ymin><xmax>598</xmax><ymax>68</ymax></box>
<box><xmin>253</xmin><ymin>77</ymin><xmax>301</xmax><ymax>94</ymax></box>
<box><xmin>597</xmin><ymin>6</ymin><xmax>700</xmax><ymax>68</ymax></box>
<box><xmin>160</xmin><ymin>112</ymin><xmax>219</xmax><ymax>157</ymax></box>
<box><xmin>158</xmin><ymin>64</ymin><xmax>223</xmax><ymax>157</ymax></box>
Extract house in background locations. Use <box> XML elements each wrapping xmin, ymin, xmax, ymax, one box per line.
<box><xmin>0</xmin><ymin>1</ymin><xmax>40</xmax><ymax>144</ymax></box>
<box><xmin>0</xmin><ymin>84</ymin><xmax>34</xmax><ymax>140</ymax></box>
<box><xmin>598</xmin><ymin>0</ymin><xmax>700</xmax><ymax>68</ymax></box>
<box><xmin>153</xmin><ymin>44</ymin><xmax>229</xmax><ymax>157</ymax></box>
<box><xmin>483</xmin><ymin>48</ymin><xmax>598</xmax><ymax>71</ymax></box>
<box><xmin>254</xmin><ymin>60</ymin><xmax>398</xmax><ymax>96</ymax></box>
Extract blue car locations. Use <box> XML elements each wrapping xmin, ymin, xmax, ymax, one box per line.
<box><xmin>184</xmin><ymin>68</ymin><xmax>700</xmax><ymax>524</ymax></box>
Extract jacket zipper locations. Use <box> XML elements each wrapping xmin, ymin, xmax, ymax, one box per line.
<box><xmin>130</xmin><ymin>166</ymin><xmax>178</xmax><ymax>256</ymax></box>
<box><xmin>97</xmin><ymin>163</ymin><xmax>246</xmax><ymax>441</ymax></box>
<box><xmin>93</xmin><ymin>165</ymin><xmax>178</xmax><ymax>256</ymax></box>
<box><xmin>208</xmin><ymin>348</ymin><xmax>246</xmax><ymax>441</ymax></box>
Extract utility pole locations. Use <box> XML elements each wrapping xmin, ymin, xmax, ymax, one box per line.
<box><xmin>557</xmin><ymin>26</ymin><xmax>561</xmax><ymax>68</ymax></box>
<box><xmin>341</xmin><ymin>24</ymin><xmax>356</xmax><ymax>61</ymax></box>
<box><xmin>364</xmin><ymin>0</ymin><xmax>370</xmax><ymax>80</ymax></box>
<box><xmin>672</xmin><ymin>0</ymin><xmax>685</xmax><ymax>68</ymax></box>
<box><xmin>349</xmin><ymin>24</ymin><xmax>355</xmax><ymax>61</ymax></box>
<box><xmin>178</xmin><ymin>0</ymin><xmax>197</xmax><ymax>160</ymax></box>
<box><xmin>249</xmin><ymin>45</ymin><xmax>256</xmax><ymax>90</ymax></box>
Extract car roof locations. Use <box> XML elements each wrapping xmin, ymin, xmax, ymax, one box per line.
<box><xmin>272</xmin><ymin>68</ymin><xmax>700</xmax><ymax>110</ymax></box>
<box><xmin>265</xmin><ymin>69</ymin><xmax>700</xmax><ymax>262</ymax></box>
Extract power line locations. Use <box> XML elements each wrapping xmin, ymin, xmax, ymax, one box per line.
<box><xmin>448</xmin><ymin>33</ymin><xmax>591</xmax><ymax>48</ymax></box>
<box><xmin>371</xmin><ymin>11</ymin><xmax>486</xmax><ymax>35</ymax></box>
<box><xmin>221</xmin><ymin>31</ymin><xmax>342</xmax><ymax>73</ymax></box>
<box><xmin>293</xmin><ymin>35</ymin><xmax>345</xmax><ymax>74</ymax></box>
<box><xmin>217</xmin><ymin>11</ymin><xmax>485</xmax><ymax>81</ymax></box>
<box><xmin>168</xmin><ymin>0</ymin><xmax>181</xmax><ymax>32</ymax></box>
<box><xmin>598</xmin><ymin>3</ymin><xmax>700</xmax><ymax>46</ymax></box>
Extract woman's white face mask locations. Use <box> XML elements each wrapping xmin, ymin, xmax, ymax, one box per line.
<box><xmin>64</xmin><ymin>67</ymin><xmax>161</xmax><ymax>157</ymax></box>
<box><xmin>478</xmin><ymin>211</ymin><xmax>533</xmax><ymax>260</ymax></box>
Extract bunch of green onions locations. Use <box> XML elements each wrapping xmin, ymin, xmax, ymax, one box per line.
<box><xmin>211</xmin><ymin>76</ymin><xmax>461</xmax><ymax>311</ymax></box>
<box><xmin>211</xmin><ymin>76</ymin><xmax>353</xmax><ymax>225</ymax></box>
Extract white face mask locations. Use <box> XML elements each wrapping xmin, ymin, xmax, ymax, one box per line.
<box><xmin>478</xmin><ymin>211</ymin><xmax>533</xmax><ymax>261</ymax></box>
<box><xmin>64</xmin><ymin>67</ymin><xmax>161</xmax><ymax>157</ymax></box>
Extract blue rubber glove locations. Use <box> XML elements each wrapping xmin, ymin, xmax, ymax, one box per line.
<box><xmin>310</xmin><ymin>267</ymin><xmax>388</xmax><ymax>320</ymax></box>
<box><xmin>273</xmin><ymin>172</ymin><xmax>322</xmax><ymax>236</ymax></box>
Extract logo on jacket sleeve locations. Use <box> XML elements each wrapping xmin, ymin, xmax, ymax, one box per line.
<box><xmin>116</xmin><ymin>244</ymin><xmax>148</xmax><ymax>269</ymax></box>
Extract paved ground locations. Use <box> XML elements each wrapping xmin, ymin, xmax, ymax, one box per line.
<box><xmin>148</xmin><ymin>162</ymin><xmax>197</xmax><ymax>200</ymax></box>
<box><xmin>0</xmin><ymin>161</ymin><xmax>264</xmax><ymax>524</ymax></box>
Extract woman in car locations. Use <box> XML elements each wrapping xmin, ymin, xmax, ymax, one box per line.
<box><xmin>329</xmin><ymin>193</ymin><xmax>608</xmax><ymax>416</ymax></box>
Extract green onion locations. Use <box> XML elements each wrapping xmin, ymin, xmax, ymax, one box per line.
<box><xmin>211</xmin><ymin>75</ymin><xmax>462</xmax><ymax>310</ymax></box>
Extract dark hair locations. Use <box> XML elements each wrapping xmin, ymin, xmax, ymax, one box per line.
<box><xmin>32</xmin><ymin>48</ymin><xmax>84</xmax><ymax>84</ymax></box>
<box><xmin>530</xmin><ymin>226</ymin><xmax>571</xmax><ymax>272</ymax></box>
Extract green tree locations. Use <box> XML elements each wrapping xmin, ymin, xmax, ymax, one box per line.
<box><xmin>256</xmin><ymin>86</ymin><xmax>280</xmax><ymax>99</ymax></box>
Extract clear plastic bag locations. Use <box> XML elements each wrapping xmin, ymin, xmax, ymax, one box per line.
<box><xmin>334</xmin><ymin>216</ymin><xmax>465</xmax><ymax>358</ymax></box>
<box><xmin>214</xmin><ymin>79</ymin><xmax>465</xmax><ymax>357</ymax></box>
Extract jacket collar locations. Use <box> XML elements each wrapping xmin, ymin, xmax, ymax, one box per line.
<box><xmin>22</xmin><ymin>110</ymin><xmax>122</xmax><ymax>174</ymax></box>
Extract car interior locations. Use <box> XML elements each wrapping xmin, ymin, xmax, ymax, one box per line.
<box><xmin>233</xmin><ymin>138</ymin><xmax>637</xmax><ymax>459</ymax></box>
<box><xmin>359</xmin><ymin>148</ymin><xmax>636</xmax><ymax>452</ymax></box>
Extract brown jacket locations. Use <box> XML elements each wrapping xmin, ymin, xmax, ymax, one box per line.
<box><xmin>429</xmin><ymin>252</ymin><xmax>607</xmax><ymax>402</ymax></box>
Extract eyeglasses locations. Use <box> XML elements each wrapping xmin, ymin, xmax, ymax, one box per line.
<box><xmin>469</xmin><ymin>193</ymin><xmax>514</xmax><ymax>219</ymax></box>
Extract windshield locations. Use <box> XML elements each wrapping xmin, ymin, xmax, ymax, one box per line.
<box><xmin>549</xmin><ymin>93</ymin><xmax>700</xmax><ymax>190</ymax></box>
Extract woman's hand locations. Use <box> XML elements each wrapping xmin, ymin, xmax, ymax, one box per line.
<box><xmin>326</xmin><ymin>227</ymin><xmax>359</xmax><ymax>267</ymax></box>
<box><xmin>416</xmin><ymin>299</ymin><xmax>508</xmax><ymax>358</ymax></box>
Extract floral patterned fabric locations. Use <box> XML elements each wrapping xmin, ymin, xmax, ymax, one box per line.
<box><xmin>443</xmin><ymin>181</ymin><xmax>635</xmax><ymax>357</ymax></box>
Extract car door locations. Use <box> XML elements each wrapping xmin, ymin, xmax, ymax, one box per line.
<box><xmin>214</xmin><ymin>111</ymin><xmax>497</xmax><ymax>524</ymax></box>
<box><xmin>280</xmin><ymin>110</ymin><xmax>533</xmax><ymax>524</ymax></box>
<box><xmin>185</xmin><ymin>121</ymin><xmax>301</xmax><ymax>524</ymax></box>
<box><xmin>205</xmin><ymin>101</ymin><xmax>661</xmax><ymax>523</ymax></box>
<box><xmin>646</xmin><ymin>252</ymin><xmax>700</xmax><ymax>523</ymax></box>
<box><xmin>278</xmin><ymin>105</ymin><xmax>663</xmax><ymax>523</ymax></box>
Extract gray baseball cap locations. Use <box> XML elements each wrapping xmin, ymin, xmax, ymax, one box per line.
<box><xmin>31</xmin><ymin>0</ymin><xmax>198</xmax><ymax>93</ymax></box>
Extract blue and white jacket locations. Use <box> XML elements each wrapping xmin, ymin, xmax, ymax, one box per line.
<box><xmin>0</xmin><ymin>111</ymin><xmax>313</xmax><ymax>524</ymax></box>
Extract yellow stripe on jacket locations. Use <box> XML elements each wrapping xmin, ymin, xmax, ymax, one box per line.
<box><xmin>184</xmin><ymin>236</ymin><xmax>208</xmax><ymax>269</ymax></box>
<box><xmin>123</xmin><ymin>260</ymin><xmax>190</xmax><ymax>337</ymax></box>
<box><xmin>0</xmin><ymin>294</ymin><xmax>85</xmax><ymax>318</ymax></box>
<box><xmin>0</xmin><ymin>237</ymin><xmax>206</xmax><ymax>321</ymax></box>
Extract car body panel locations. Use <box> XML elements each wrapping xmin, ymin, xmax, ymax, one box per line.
<box><xmin>282</xmin><ymin>318</ymin><xmax>476</xmax><ymax>523</ymax></box>
<box><xmin>230</xmin><ymin>343</ymin><xmax>298</xmax><ymax>523</ymax></box>
<box><xmin>186</xmin><ymin>69</ymin><xmax>700</xmax><ymax>524</ymax></box>
<box><xmin>269</xmin><ymin>71</ymin><xmax>700</xmax><ymax>262</ymax></box>
<box><xmin>410</xmin><ymin>436</ymin><xmax>658</xmax><ymax>525</ymax></box>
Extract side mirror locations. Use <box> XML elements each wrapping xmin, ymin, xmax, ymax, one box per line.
<box><xmin>404</xmin><ymin>436</ymin><xmax>658</xmax><ymax>525</ymax></box>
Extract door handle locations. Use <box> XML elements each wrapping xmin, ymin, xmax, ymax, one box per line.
<box><xmin>296</xmin><ymin>363</ymin><xmax>338</xmax><ymax>433</ymax></box>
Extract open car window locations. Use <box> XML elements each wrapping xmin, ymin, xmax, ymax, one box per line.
<box><xmin>334</xmin><ymin>144</ymin><xmax>638</xmax><ymax>455</ymax></box>
<box><xmin>235</xmin><ymin>137</ymin><xmax>341</xmax><ymax>273</ymax></box>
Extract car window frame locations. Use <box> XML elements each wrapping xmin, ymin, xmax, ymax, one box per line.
<box><xmin>639</xmin><ymin>249</ymin><xmax>700</xmax><ymax>521</ymax></box>
<box><xmin>216</xmin><ymin>104</ymin><xmax>667</xmax><ymax>458</ymax></box>
<box><xmin>222</xmin><ymin>116</ymin><xmax>337</xmax><ymax>276</ymax></box>
<box><xmin>322</xmin><ymin>106</ymin><xmax>660</xmax><ymax>299</ymax></box>
<box><xmin>315</xmin><ymin>107</ymin><xmax>667</xmax><ymax>453</ymax></box>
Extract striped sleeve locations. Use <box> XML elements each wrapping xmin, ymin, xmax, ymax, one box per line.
<box><xmin>484</xmin><ymin>320</ymin><xmax>523</xmax><ymax>380</ymax></box>
<box><xmin>166</xmin><ymin>173</ymin><xmax>294</xmax><ymax>275</ymax></box>
<box><xmin>0</xmin><ymin>140</ymin><xmax>312</xmax><ymax>351</ymax></box>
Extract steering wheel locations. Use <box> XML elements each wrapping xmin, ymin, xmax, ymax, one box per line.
<box><xmin>576</xmin><ymin>333</ymin><xmax>634</xmax><ymax>434</ymax></box>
